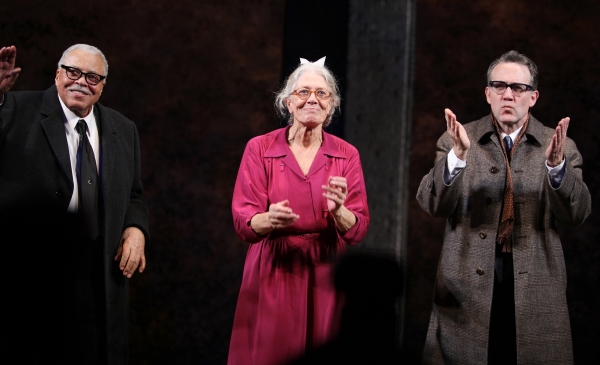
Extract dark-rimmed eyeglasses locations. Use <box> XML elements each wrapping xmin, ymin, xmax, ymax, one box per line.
<box><xmin>60</xmin><ymin>64</ymin><xmax>106</xmax><ymax>86</ymax></box>
<box><xmin>488</xmin><ymin>81</ymin><xmax>534</xmax><ymax>96</ymax></box>
<box><xmin>291</xmin><ymin>88</ymin><xmax>332</xmax><ymax>100</ymax></box>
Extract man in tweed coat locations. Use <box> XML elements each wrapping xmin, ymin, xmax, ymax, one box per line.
<box><xmin>417</xmin><ymin>50</ymin><xmax>591</xmax><ymax>364</ymax></box>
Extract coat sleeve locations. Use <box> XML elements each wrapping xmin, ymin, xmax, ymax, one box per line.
<box><xmin>0</xmin><ymin>92</ymin><xmax>18</xmax><ymax>149</ymax></box>
<box><xmin>122</xmin><ymin>122</ymin><xmax>150</xmax><ymax>241</ymax></box>
<box><xmin>0</xmin><ymin>94</ymin><xmax>7</xmax><ymax>148</ymax></box>
<box><xmin>232</xmin><ymin>138</ymin><xmax>268</xmax><ymax>243</ymax></box>
<box><xmin>416</xmin><ymin>131</ymin><xmax>465</xmax><ymax>218</ymax></box>
<box><xmin>336</xmin><ymin>148</ymin><xmax>369</xmax><ymax>246</ymax></box>
<box><xmin>546</xmin><ymin>137</ymin><xmax>591</xmax><ymax>227</ymax></box>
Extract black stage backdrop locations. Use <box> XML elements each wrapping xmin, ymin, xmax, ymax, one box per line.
<box><xmin>1</xmin><ymin>0</ymin><xmax>599</xmax><ymax>364</ymax></box>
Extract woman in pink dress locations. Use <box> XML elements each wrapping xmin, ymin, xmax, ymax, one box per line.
<box><xmin>228</xmin><ymin>57</ymin><xmax>370</xmax><ymax>365</ymax></box>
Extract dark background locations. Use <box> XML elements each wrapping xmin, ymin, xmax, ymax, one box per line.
<box><xmin>1</xmin><ymin>0</ymin><xmax>598</xmax><ymax>364</ymax></box>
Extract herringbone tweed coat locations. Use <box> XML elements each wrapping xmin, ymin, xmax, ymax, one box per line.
<box><xmin>417</xmin><ymin>115</ymin><xmax>591</xmax><ymax>365</ymax></box>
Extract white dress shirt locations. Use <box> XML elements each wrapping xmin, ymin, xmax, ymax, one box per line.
<box><xmin>58</xmin><ymin>96</ymin><xmax>100</xmax><ymax>213</ymax></box>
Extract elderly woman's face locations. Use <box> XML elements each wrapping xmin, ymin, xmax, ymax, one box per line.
<box><xmin>286</xmin><ymin>71</ymin><xmax>332</xmax><ymax>127</ymax></box>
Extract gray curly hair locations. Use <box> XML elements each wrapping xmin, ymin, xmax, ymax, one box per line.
<box><xmin>274</xmin><ymin>61</ymin><xmax>341</xmax><ymax>127</ymax></box>
<box><xmin>58</xmin><ymin>44</ymin><xmax>109</xmax><ymax>81</ymax></box>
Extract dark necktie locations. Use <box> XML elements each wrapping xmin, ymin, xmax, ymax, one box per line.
<box><xmin>503</xmin><ymin>135</ymin><xmax>513</xmax><ymax>155</ymax></box>
<box><xmin>76</xmin><ymin>120</ymin><xmax>99</xmax><ymax>240</ymax></box>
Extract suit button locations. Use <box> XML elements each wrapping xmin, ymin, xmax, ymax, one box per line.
<box><xmin>490</xmin><ymin>166</ymin><xmax>499</xmax><ymax>173</ymax></box>
<box><xmin>55</xmin><ymin>189</ymin><xmax>63</xmax><ymax>197</ymax></box>
<box><xmin>476</xmin><ymin>268</ymin><xmax>485</xmax><ymax>275</ymax></box>
<box><xmin>485</xmin><ymin>197</ymin><xmax>492</xmax><ymax>205</ymax></box>
<box><xmin>479</xmin><ymin>232</ymin><xmax>487</xmax><ymax>239</ymax></box>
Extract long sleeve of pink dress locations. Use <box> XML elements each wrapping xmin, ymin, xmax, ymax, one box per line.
<box><xmin>228</xmin><ymin>127</ymin><xmax>369</xmax><ymax>365</ymax></box>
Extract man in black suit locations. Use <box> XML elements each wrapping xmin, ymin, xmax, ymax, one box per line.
<box><xmin>0</xmin><ymin>44</ymin><xmax>149</xmax><ymax>364</ymax></box>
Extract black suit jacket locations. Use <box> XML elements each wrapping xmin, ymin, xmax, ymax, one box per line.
<box><xmin>0</xmin><ymin>85</ymin><xmax>149</xmax><ymax>364</ymax></box>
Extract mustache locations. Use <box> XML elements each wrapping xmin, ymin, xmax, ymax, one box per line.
<box><xmin>68</xmin><ymin>85</ymin><xmax>91</xmax><ymax>95</ymax></box>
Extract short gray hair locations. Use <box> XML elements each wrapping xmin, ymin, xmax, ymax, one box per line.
<box><xmin>58</xmin><ymin>44</ymin><xmax>109</xmax><ymax>81</ymax></box>
<box><xmin>274</xmin><ymin>61</ymin><xmax>341</xmax><ymax>127</ymax></box>
<box><xmin>486</xmin><ymin>50</ymin><xmax>538</xmax><ymax>90</ymax></box>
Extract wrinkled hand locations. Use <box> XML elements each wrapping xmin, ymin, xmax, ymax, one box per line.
<box><xmin>322</xmin><ymin>176</ymin><xmax>347</xmax><ymax>213</ymax></box>
<box><xmin>0</xmin><ymin>46</ymin><xmax>21</xmax><ymax>95</ymax></box>
<box><xmin>445</xmin><ymin>108</ymin><xmax>470</xmax><ymax>160</ymax></box>
<box><xmin>545</xmin><ymin>117</ymin><xmax>569</xmax><ymax>167</ymax></box>
<box><xmin>267</xmin><ymin>199</ymin><xmax>299</xmax><ymax>230</ymax></box>
<box><xmin>114</xmin><ymin>226</ymin><xmax>146</xmax><ymax>278</ymax></box>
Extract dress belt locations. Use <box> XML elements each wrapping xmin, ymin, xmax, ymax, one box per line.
<box><xmin>268</xmin><ymin>231</ymin><xmax>328</xmax><ymax>240</ymax></box>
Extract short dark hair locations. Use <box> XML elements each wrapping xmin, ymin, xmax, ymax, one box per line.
<box><xmin>486</xmin><ymin>50</ymin><xmax>538</xmax><ymax>90</ymax></box>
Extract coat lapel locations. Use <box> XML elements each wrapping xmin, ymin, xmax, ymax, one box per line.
<box><xmin>512</xmin><ymin>115</ymin><xmax>544</xmax><ymax>169</ymax></box>
<box><xmin>96</xmin><ymin>104</ymin><xmax>118</xmax><ymax>201</ymax></box>
<box><xmin>471</xmin><ymin>114</ymin><xmax>546</xmax><ymax>171</ymax></box>
<box><xmin>39</xmin><ymin>86</ymin><xmax>74</xmax><ymax>194</ymax></box>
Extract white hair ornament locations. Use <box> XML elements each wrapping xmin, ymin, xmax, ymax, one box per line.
<box><xmin>299</xmin><ymin>56</ymin><xmax>326</xmax><ymax>66</ymax></box>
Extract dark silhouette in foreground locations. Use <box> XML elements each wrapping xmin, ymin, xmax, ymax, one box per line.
<box><xmin>288</xmin><ymin>251</ymin><xmax>404</xmax><ymax>365</ymax></box>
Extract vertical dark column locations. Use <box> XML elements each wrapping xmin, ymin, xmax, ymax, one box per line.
<box><xmin>281</xmin><ymin>0</ymin><xmax>348</xmax><ymax>137</ymax></box>
<box><xmin>345</xmin><ymin>0</ymin><xmax>417</xmax><ymax>347</ymax></box>
<box><xmin>282</xmin><ymin>0</ymin><xmax>417</xmax><ymax>351</ymax></box>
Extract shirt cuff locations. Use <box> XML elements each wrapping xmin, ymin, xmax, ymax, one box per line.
<box><xmin>445</xmin><ymin>148</ymin><xmax>466</xmax><ymax>184</ymax></box>
<box><xmin>546</xmin><ymin>158</ymin><xmax>566</xmax><ymax>188</ymax></box>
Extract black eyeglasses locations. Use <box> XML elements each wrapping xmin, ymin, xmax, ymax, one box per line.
<box><xmin>291</xmin><ymin>88</ymin><xmax>332</xmax><ymax>100</ymax></box>
<box><xmin>488</xmin><ymin>81</ymin><xmax>534</xmax><ymax>96</ymax></box>
<box><xmin>60</xmin><ymin>64</ymin><xmax>106</xmax><ymax>85</ymax></box>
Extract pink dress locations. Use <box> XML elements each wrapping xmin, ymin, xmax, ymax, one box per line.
<box><xmin>228</xmin><ymin>127</ymin><xmax>370</xmax><ymax>365</ymax></box>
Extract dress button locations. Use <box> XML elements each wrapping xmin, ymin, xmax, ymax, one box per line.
<box><xmin>490</xmin><ymin>166</ymin><xmax>499</xmax><ymax>173</ymax></box>
<box><xmin>476</xmin><ymin>268</ymin><xmax>485</xmax><ymax>275</ymax></box>
<box><xmin>485</xmin><ymin>197</ymin><xmax>491</xmax><ymax>205</ymax></box>
<box><xmin>479</xmin><ymin>232</ymin><xmax>487</xmax><ymax>239</ymax></box>
<box><xmin>55</xmin><ymin>189</ymin><xmax>63</xmax><ymax>196</ymax></box>
<box><xmin>88</xmin><ymin>179</ymin><xmax>92</xmax><ymax>185</ymax></box>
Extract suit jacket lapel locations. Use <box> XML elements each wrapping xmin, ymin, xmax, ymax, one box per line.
<box><xmin>39</xmin><ymin>86</ymin><xmax>74</xmax><ymax>194</ymax></box>
<box><xmin>96</xmin><ymin>104</ymin><xmax>118</xmax><ymax>200</ymax></box>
